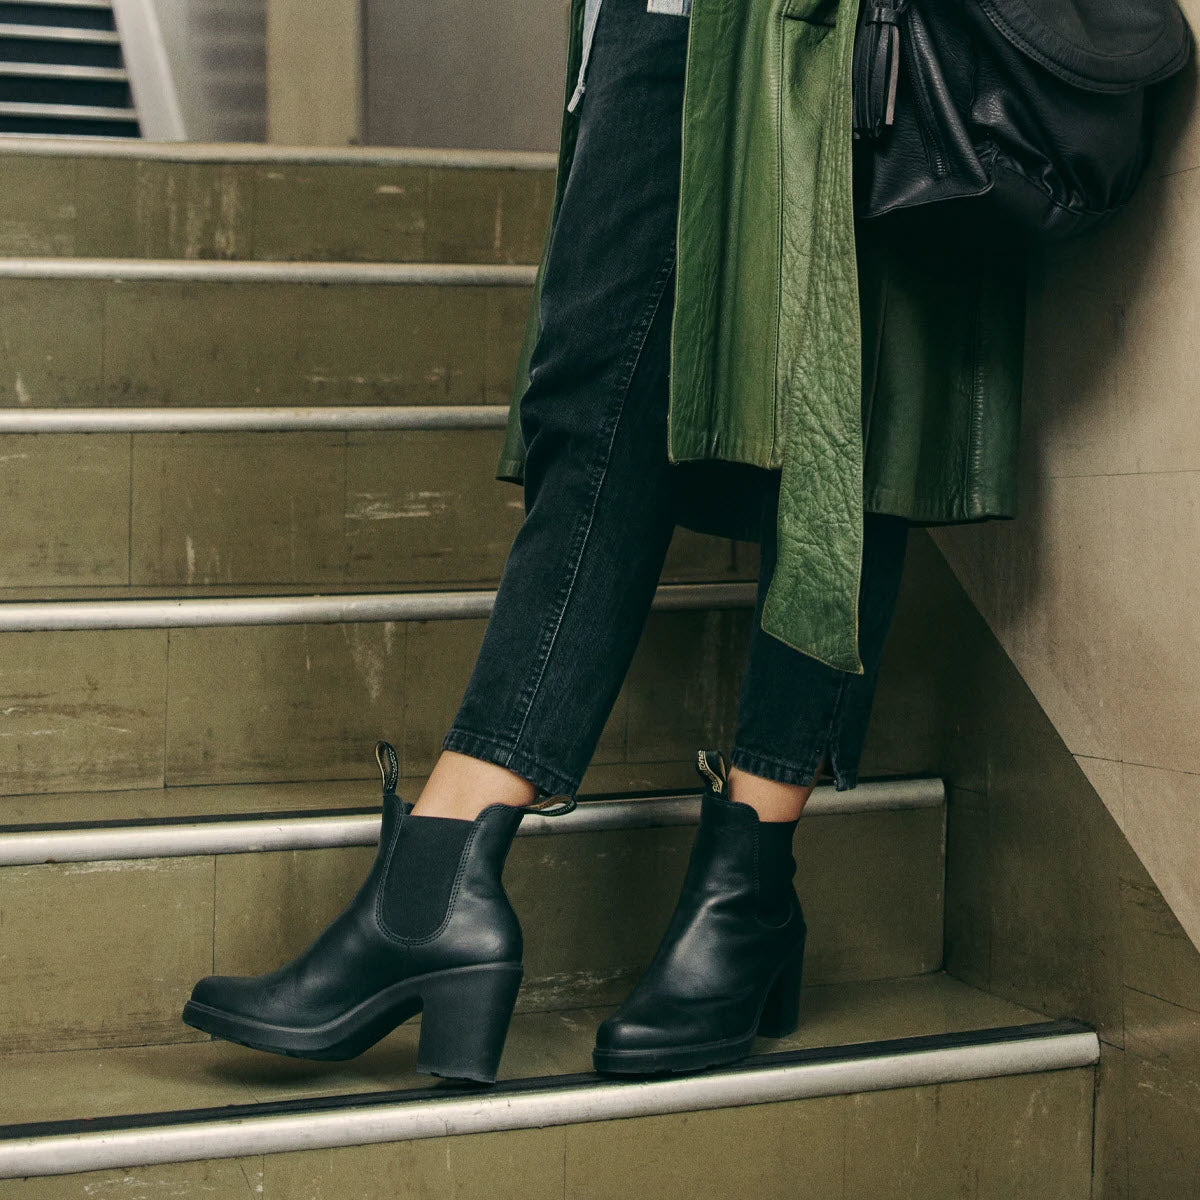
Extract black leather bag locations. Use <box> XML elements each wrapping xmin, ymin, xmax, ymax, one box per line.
<box><xmin>851</xmin><ymin>0</ymin><xmax>1194</xmax><ymax>241</ymax></box>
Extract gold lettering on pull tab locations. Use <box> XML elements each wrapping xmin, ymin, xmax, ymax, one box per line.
<box><xmin>696</xmin><ymin>748</ymin><xmax>726</xmax><ymax>794</ymax></box>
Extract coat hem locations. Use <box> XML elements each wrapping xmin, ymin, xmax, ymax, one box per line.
<box><xmin>496</xmin><ymin>455</ymin><xmax>525</xmax><ymax>487</ymax></box>
<box><xmin>864</xmin><ymin>482</ymin><xmax>1018</xmax><ymax>525</ymax></box>
<box><xmin>666</xmin><ymin>434</ymin><xmax>781</xmax><ymax>470</ymax></box>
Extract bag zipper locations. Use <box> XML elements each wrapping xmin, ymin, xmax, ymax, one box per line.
<box><xmin>902</xmin><ymin>12</ymin><xmax>951</xmax><ymax>178</ymax></box>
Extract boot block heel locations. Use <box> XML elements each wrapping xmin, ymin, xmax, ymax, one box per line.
<box><xmin>416</xmin><ymin>963</ymin><xmax>523</xmax><ymax>1084</ymax></box>
<box><xmin>757</xmin><ymin>935</ymin><xmax>806</xmax><ymax>1039</ymax></box>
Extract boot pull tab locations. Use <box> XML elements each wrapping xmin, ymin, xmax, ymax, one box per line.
<box><xmin>375</xmin><ymin>740</ymin><xmax>400</xmax><ymax>798</ymax></box>
<box><xmin>526</xmin><ymin>789</ymin><xmax>577</xmax><ymax>818</ymax></box>
<box><xmin>696</xmin><ymin>748</ymin><xmax>729</xmax><ymax>795</ymax></box>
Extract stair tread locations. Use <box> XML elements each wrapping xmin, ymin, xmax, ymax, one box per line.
<box><xmin>0</xmin><ymin>973</ymin><xmax>1053</xmax><ymax>1133</ymax></box>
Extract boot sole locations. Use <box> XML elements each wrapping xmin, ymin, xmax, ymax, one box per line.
<box><xmin>593</xmin><ymin>1030</ymin><xmax>758</xmax><ymax>1076</ymax></box>
<box><xmin>182</xmin><ymin>962</ymin><xmax>522</xmax><ymax>1084</ymax></box>
<box><xmin>592</xmin><ymin>934</ymin><xmax>806</xmax><ymax>1076</ymax></box>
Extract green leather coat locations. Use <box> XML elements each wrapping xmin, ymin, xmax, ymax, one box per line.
<box><xmin>496</xmin><ymin>0</ymin><xmax>1028</xmax><ymax>673</ymax></box>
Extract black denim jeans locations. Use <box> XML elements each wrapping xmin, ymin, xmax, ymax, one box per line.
<box><xmin>442</xmin><ymin>0</ymin><xmax>908</xmax><ymax>801</ymax></box>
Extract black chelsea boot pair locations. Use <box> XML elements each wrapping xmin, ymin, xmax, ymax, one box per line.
<box><xmin>183</xmin><ymin>741</ymin><xmax>805</xmax><ymax>1083</ymax></box>
<box><xmin>182</xmin><ymin>741</ymin><xmax>551</xmax><ymax>1084</ymax></box>
<box><xmin>592</xmin><ymin>747</ymin><xmax>809</xmax><ymax>1075</ymax></box>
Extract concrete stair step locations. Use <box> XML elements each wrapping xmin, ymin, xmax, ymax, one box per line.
<box><xmin>0</xmin><ymin>260</ymin><xmax>532</xmax><ymax>409</ymax></box>
<box><xmin>0</xmin><ymin>143</ymin><xmax>555</xmax><ymax>261</ymax></box>
<box><xmin>0</xmin><ymin>574</ymin><xmax>768</xmax><ymax>796</ymax></box>
<box><xmin>0</xmin><ymin>427</ymin><xmax>749</xmax><ymax>592</ymax></box>
<box><xmin>0</xmin><ymin>775</ymin><xmax>945</xmax><ymax>1053</ymax></box>
<box><xmin>0</xmin><ymin>974</ymin><xmax>1098</xmax><ymax>1195</ymax></box>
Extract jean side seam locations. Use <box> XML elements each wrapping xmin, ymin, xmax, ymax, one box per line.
<box><xmin>504</xmin><ymin>240</ymin><xmax>680</xmax><ymax>759</ymax></box>
<box><xmin>729</xmin><ymin>746</ymin><xmax>823</xmax><ymax>788</ymax></box>
<box><xmin>823</xmin><ymin>672</ymin><xmax>854</xmax><ymax>790</ymax></box>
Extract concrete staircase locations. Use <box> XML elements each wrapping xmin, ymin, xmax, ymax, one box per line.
<box><xmin>0</xmin><ymin>1</ymin><xmax>137</xmax><ymax>136</ymax></box>
<box><xmin>0</xmin><ymin>140</ymin><xmax>1100</xmax><ymax>1197</ymax></box>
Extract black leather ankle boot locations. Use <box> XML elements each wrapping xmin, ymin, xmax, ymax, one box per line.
<box><xmin>182</xmin><ymin>742</ymin><xmax>529</xmax><ymax>1083</ymax></box>
<box><xmin>592</xmin><ymin>748</ymin><xmax>808</xmax><ymax>1075</ymax></box>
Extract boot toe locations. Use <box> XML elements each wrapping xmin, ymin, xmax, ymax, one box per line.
<box><xmin>594</xmin><ymin>1010</ymin><xmax>664</xmax><ymax>1055</ymax></box>
<box><xmin>189</xmin><ymin>972</ymin><xmax>247</xmax><ymax>1009</ymax></box>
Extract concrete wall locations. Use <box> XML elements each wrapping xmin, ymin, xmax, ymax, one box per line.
<box><xmin>115</xmin><ymin>0</ymin><xmax>266</xmax><ymax>141</ymax></box>
<box><xmin>862</xmin><ymin>532</ymin><xmax>1200</xmax><ymax>1198</ymax></box>
<box><xmin>362</xmin><ymin>0</ymin><xmax>570</xmax><ymax>151</ymax></box>
<box><xmin>929</xmin><ymin>16</ymin><xmax>1200</xmax><ymax>954</ymax></box>
<box><xmin>266</xmin><ymin>0</ymin><xmax>361</xmax><ymax>145</ymax></box>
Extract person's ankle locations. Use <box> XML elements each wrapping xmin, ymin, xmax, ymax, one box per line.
<box><xmin>412</xmin><ymin>750</ymin><xmax>538</xmax><ymax>819</ymax></box>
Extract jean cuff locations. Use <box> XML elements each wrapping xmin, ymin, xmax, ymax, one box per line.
<box><xmin>441</xmin><ymin>726</ymin><xmax>582</xmax><ymax>801</ymax></box>
<box><xmin>729</xmin><ymin>744</ymin><xmax>857</xmax><ymax>792</ymax></box>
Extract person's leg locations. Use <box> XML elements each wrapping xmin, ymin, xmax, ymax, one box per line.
<box><xmin>424</xmin><ymin>0</ymin><xmax>693</xmax><ymax>818</ymax></box>
<box><xmin>594</xmin><ymin>473</ymin><xmax>911</xmax><ymax>1076</ymax></box>
<box><xmin>728</xmin><ymin>473</ymin><xmax>910</xmax><ymax>819</ymax></box>
<box><xmin>181</xmin><ymin>1</ymin><xmax>697</xmax><ymax>1076</ymax></box>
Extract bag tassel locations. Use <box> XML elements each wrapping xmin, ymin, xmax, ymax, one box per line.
<box><xmin>852</xmin><ymin>0</ymin><xmax>907</xmax><ymax>140</ymax></box>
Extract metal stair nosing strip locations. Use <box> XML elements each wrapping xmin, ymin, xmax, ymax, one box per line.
<box><xmin>0</xmin><ymin>404</ymin><xmax>513</xmax><ymax>433</ymax></box>
<box><xmin>0</xmin><ymin>581</ymin><xmax>759</xmax><ymax>632</ymax></box>
<box><xmin>0</xmin><ymin>23</ymin><xmax>120</xmax><ymax>42</ymax></box>
<box><xmin>0</xmin><ymin>101</ymin><xmax>133</xmax><ymax>120</ymax></box>
<box><xmin>0</xmin><ymin>138</ymin><xmax>558</xmax><ymax>168</ymax></box>
<box><xmin>0</xmin><ymin>1021</ymin><xmax>1100</xmax><ymax>1180</ymax></box>
<box><xmin>0</xmin><ymin>62</ymin><xmax>127</xmax><ymax>80</ymax></box>
<box><xmin>0</xmin><ymin>259</ymin><xmax>537</xmax><ymax>284</ymax></box>
<box><xmin>7</xmin><ymin>1</ymin><xmax>114</xmax><ymax>9</ymax></box>
<box><xmin>0</xmin><ymin>777</ymin><xmax>945</xmax><ymax>866</ymax></box>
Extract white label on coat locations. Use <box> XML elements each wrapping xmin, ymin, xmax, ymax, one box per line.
<box><xmin>647</xmin><ymin>0</ymin><xmax>692</xmax><ymax>13</ymax></box>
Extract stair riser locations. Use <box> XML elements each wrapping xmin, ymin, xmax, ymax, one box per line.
<box><xmin>0</xmin><ymin>37</ymin><xmax>121</xmax><ymax>67</ymax></box>
<box><xmin>0</xmin><ymin>4</ymin><xmax>116</xmax><ymax>31</ymax></box>
<box><xmin>0</xmin><ymin>156</ymin><xmax>554</xmax><ymax>261</ymax></box>
<box><xmin>0</xmin><ymin>279</ymin><xmax>529</xmax><ymax>408</ymax></box>
<box><xmin>0</xmin><ymin>1068</ymin><xmax>1093</xmax><ymax>1197</ymax></box>
<box><xmin>0</xmin><ymin>112</ymin><xmax>136</xmax><ymax>134</ymax></box>
<box><xmin>0</xmin><ymin>74</ymin><xmax>129</xmax><ymax>105</ymax></box>
<box><xmin>0</xmin><ymin>431</ymin><xmax>744</xmax><ymax>591</ymax></box>
<box><xmin>0</xmin><ymin>807</ymin><xmax>944</xmax><ymax>1053</ymax></box>
<box><xmin>0</xmin><ymin>606</ymin><xmax>755</xmax><ymax>796</ymax></box>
